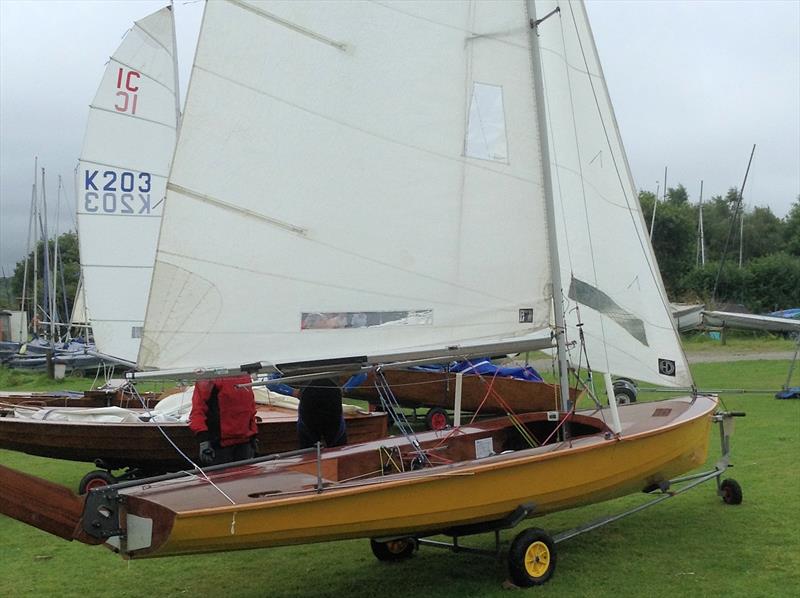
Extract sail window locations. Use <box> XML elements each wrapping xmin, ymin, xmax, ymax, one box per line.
<box><xmin>465</xmin><ymin>82</ymin><xmax>508</xmax><ymax>163</ymax></box>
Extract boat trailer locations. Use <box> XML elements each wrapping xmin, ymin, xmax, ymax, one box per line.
<box><xmin>369</xmin><ymin>410</ymin><xmax>745</xmax><ymax>587</ymax></box>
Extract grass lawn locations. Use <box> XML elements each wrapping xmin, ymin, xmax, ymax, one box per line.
<box><xmin>1</xmin><ymin>351</ymin><xmax>798</xmax><ymax>597</ymax></box>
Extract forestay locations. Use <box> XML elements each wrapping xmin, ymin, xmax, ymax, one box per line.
<box><xmin>139</xmin><ymin>1</ymin><xmax>554</xmax><ymax>370</ymax></box>
<box><xmin>534</xmin><ymin>0</ymin><xmax>692</xmax><ymax>387</ymax></box>
<box><xmin>76</xmin><ymin>7</ymin><xmax>179</xmax><ymax>362</ymax></box>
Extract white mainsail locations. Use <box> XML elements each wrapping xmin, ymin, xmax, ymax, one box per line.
<box><xmin>535</xmin><ymin>0</ymin><xmax>692</xmax><ymax>387</ymax></box>
<box><xmin>76</xmin><ymin>6</ymin><xmax>179</xmax><ymax>362</ymax></box>
<box><xmin>139</xmin><ymin>0</ymin><xmax>555</xmax><ymax>370</ymax></box>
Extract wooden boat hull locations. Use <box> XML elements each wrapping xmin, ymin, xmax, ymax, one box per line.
<box><xmin>345</xmin><ymin>369</ymin><xmax>572</xmax><ymax>414</ymax></box>
<box><xmin>0</xmin><ymin>388</ymin><xmax>161</xmax><ymax>410</ymax></box>
<box><xmin>105</xmin><ymin>395</ymin><xmax>716</xmax><ymax>558</ymax></box>
<box><xmin>0</xmin><ymin>406</ymin><xmax>388</xmax><ymax>472</ymax></box>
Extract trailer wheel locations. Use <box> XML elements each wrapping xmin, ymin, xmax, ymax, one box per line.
<box><xmin>613</xmin><ymin>379</ymin><xmax>638</xmax><ymax>404</ymax></box>
<box><xmin>370</xmin><ymin>537</ymin><xmax>416</xmax><ymax>561</ymax></box>
<box><xmin>508</xmin><ymin>527</ymin><xmax>556</xmax><ymax>586</ymax></box>
<box><xmin>425</xmin><ymin>407</ymin><xmax>449</xmax><ymax>431</ymax></box>
<box><xmin>720</xmin><ymin>478</ymin><xmax>743</xmax><ymax>505</ymax></box>
<box><xmin>614</xmin><ymin>386</ymin><xmax>637</xmax><ymax>405</ymax></box>
<box><xmin>78</xmin><ymin>470</ymin><xmax>116</xmax><ymax>494</ymax></box>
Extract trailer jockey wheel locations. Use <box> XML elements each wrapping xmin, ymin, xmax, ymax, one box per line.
<box><xmin>508</xmin><ymin>528</ymin><xmax>556</xmax><ymax>586</ymax></box>
<box><xmin>370</xmin><ymin>537</ymin><xmax>416</xmax><ymax>561</ymax></box>
<box><xmin>425</xmin><ymin>407</ymin><xmax>449</xmax><ymax>431</ymax></box>
<box><xmin>720</xmin><ymin>478</ymin><xmax>743</xmax><ymax>505</ymax></box>
<box><xmin>78</xmin><ymin>470</ymin><xmax>117</xmax><ymax>494</ymax></box>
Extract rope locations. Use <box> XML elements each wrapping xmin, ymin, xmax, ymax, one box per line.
<box><xmin>129</xmin><ymin>383</ymin><xmax>236</xmax><ymax>505</ymax></box>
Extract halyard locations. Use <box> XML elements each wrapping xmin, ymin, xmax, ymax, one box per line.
<box><xmin>0</xmin><ymin>345</ymin><xmax>798</xmax><ymax>597</ymax></box>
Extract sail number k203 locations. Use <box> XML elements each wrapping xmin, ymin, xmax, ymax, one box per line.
<box><xmin>83</xmin><ymin>169</ymin><xmax>157</xmax><ymax>215</ymax></box>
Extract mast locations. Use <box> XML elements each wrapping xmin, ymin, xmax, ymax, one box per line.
<box><xmin>52</xmin><ymin>175</ymin><xmax>62</xmax><ymax>340</ymax></box>
<box><xmin>169</xmin><ymin>0</ymin><xmax>182</xmax><ymax>126</ymax></box>
<box><xmin>697</xmin><ymin>180</ymin><xmax>705</xmax><ymax>266</ymax></box>
<box><xmin>738</xmin><ymin>201</ymin><xmax>744</xmax><ymax>268</ymax></box>
<box><xmin>19</xmin><ymin>183</ymin><xmax>36</xmax><ymax>331</ymax></box>
<box><xmin>527</xmin><ymin>2</ymin><xmax>570</xmax><ymax>412</ymax></box>
<box><xmin>32</xmin><ymin>160</ymin><xmax>39</xmax><ymax>336</ymax></box>
<box><xmin>650</xmin><ymin>181</ymin><xmax>660</xmax><ymax>237</ymax></box>
<box><xmin>712</xmin><ymin>144</ymin><xmax>756</xmax><ymax>302</ymax></box>
<box><xmin>40</xmin><ymin>167</ymin><xmax>55</xmax><ymax>346</ymax></box>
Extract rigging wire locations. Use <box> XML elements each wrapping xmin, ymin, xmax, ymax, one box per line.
<box><xmin>374</xmin><ymin>368</ymin><xmax>431</xmax><ymax>467</ymax></box>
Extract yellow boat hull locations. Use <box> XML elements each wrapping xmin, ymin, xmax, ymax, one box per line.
<box><xmin>119</xmin><ymin>396</ymin><xmax>715</xmax><ymax>558</ymax></box>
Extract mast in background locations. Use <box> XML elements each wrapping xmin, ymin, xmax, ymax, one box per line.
<box><xmin>697</xmin><ymin>180</ymin><xmax>706</xmax><ymax>266</ymax></box>
<box><xmin>32</xmin><ymin>160</ymin><xmax>39</xmax><ymax>336</ymax></box>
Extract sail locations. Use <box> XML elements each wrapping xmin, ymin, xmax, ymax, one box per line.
<box><xmin>76</xmin><ymin>6</ymin><xmax>179</xmax><ymax>362</ymax></box>
<box><xmin>534</xmin><ymin>0</ymin><xmax>692</xmax><ymax>387</ymax></box>
<box><xmin>139</xmin><ymin>0</ymin><xmax>554</xmax><ymax>370</ymax></box>
<box><xmin>70</xmin><ymin>279</ymin><xmax>90</xmax><ymax>326</ymax></box>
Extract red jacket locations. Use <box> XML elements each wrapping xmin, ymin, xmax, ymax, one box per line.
<box><xmin>189</xmin><ymin>375</ymin><xmax>258</xmax><ymax>447</ymax></box>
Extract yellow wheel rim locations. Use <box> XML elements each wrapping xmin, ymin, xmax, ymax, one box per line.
<box><xmin>524</xmin><ymin>541</ymin><xmax>551</xmax><ymax>578</ymax></box>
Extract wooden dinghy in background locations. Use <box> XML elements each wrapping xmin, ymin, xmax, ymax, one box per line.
<box><xmin>345</xmin><ymin>369</ymin><xmax>578</xmax><ymax>418</ymax></box>
<box><xmin>0</xmin><ymin>391</ymin><xmax>387</xmax><ymax>486</ymax></box>
<box><xmin>0</xmin><ymin>380</ymin><xmax>162</xmax><ymax>410</ymax></box>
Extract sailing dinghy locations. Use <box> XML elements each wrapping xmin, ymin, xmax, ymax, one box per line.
<box><xmin>75</xmin><ymin>5</ymin><xmax>180</xmax><ymax>365</ymax></box>
<box><xmin>0</xmin><ymin>0</ymin><xmax>744</xmax><ymax>586</ymax></box>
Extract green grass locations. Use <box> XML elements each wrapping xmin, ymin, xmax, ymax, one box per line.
<box><xmin>681</xmin><ymin>330</ymin><xmax>797</xmax><ymax>352</ymax></box>
<box><xmin>1</xmin><ymin>359</ymin><xmax>799</xmax><ymax>597</ymax></box>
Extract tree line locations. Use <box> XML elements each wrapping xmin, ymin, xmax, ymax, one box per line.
<box><xmin>641</xmin><ymin>186</ymin><xmax>799</xmax><ymax>312</ymax></box>
<box><xmin>1</xmin><ymin>232</ymin><xmax>81</xmax><ymax>324</ymax></box>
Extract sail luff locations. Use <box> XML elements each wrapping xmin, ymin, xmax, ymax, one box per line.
<box><xmin>168</xmin><ymin>2</ymin><xmax>182</xmax><ymax>125</ymax></box>
<box><xmin>534</xmin><ymin>0</ymin><xmax>691</xmax><ymax>388</ymax></box>
<box><xmin>527</xmin><ymin>1</ymin><xmax>570</xmax><ymax>411</ymax></box>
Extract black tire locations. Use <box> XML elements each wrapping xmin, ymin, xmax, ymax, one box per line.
<box><xmin>614</xmin><ymin>386</ymin><xmax>637</xmax><ymax>405</ymax></box>
<box><xmin>508</xmin><ymin>527</ymin><xmax>557</xmax><ymax>587</ymax></box>
<box><xmin>614</xmin><ymin>377</ymin><xmax>638</xmax><ymax>389</ymax></box>
<box><xmin>370</xmin><ymin>537</ymin><xmax>416</xmax><ymax>561</ymax></box>
<box><xmin>720</xmin><ymin>478</ymin><xmax>743</xmax><ymax>505</ymax></box>
<box><xmin>425</xmin><ymin>407</ymin><xmax>449</xmax><ymax>431</ymax></box>
<box><xmin>78</xmin><ymin>470</ymin><xmax>117</xmax><ymax>494</ymax></box>
<box><xmin>71</xmin><ymin>368</ymin><xmax>86</xmax><ymax>378</ymax></box>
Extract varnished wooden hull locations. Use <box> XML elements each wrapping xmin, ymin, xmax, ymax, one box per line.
<box><xmin>345</xmin><ymin>369</ymin><xmax>572</xmax><ymax>413</ymax></box>
<box><xmin>107</xmin><ymin>395</ymin><xmax>716</xmax><ymax>558</ymax></box>
<box><xmin>0</xmin><ymin>388</ymin><xmax>162</xmax><ymax>410</ymax></box>
<box><xmin>0</xmin><ymin>406</ymin><xmax>387</xmax><ymax>472</ymax></box>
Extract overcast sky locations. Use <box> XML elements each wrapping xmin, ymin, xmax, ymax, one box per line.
<box><xmin>1</xmin><ymin>0</ymin><xmax>798</xmax><ymax>276</ymax></box>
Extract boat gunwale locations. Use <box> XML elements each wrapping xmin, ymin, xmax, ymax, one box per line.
<box><xmin>150</xmin><ymin>394</ymin><xmax>717</xmax><ymax>518</ymax></box>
